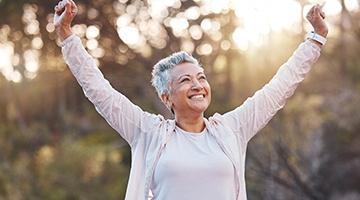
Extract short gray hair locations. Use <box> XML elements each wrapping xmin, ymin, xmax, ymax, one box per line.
<box><xmin>151</xmin><ymin>51</ymin><xmax>200</xmax><ymax>96</ymax></box>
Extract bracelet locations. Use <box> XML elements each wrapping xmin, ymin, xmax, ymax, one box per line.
<box><xmin>307</xmin><ymin>31</ymin><xmax>327</xmax><ymax>45</ymax></box>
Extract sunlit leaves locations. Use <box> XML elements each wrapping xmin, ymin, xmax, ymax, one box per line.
<box><xmin>0</xmin><ymin>0</ymin><xmax>348</xmax><ymax>82</ymax></box>
<box><xmin>22</xmin><ymin>4</ymin><xmax>39</xmax><ymax>35</ymax></box>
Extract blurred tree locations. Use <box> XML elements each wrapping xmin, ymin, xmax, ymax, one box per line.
<box><xmin>246</xmin><ymin>1</ymin><xmax>360</xmax><ymax>198</ymax></box>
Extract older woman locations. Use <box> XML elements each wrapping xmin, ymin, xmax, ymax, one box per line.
<box><xmin>54</xmin><ymin>0</ymin><xmax>328</xmax><ymax>199</ymax></box>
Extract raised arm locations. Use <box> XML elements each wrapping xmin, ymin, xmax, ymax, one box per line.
<box><xmin>221</xmin><ymin>4</ymin><xmax>328</xmax><ymax>143</ymax></box>
<box><xmin>53</xmin><ymin>0</ymin><xmax>161</xmax><ymax>146</ymax></box>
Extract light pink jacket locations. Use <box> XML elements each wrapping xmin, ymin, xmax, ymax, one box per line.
<box><xmin>61</xmin><ymin>34</ymin><xmax>321</xmax><ymax>200</ymax></box>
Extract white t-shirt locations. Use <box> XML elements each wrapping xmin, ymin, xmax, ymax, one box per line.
<box><xmin>150</xmin><ymin>126</ymin><xmax>237</xmax><ymax>200</ymax></box>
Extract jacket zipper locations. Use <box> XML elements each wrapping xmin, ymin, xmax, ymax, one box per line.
<box><xmin>145</xmin><ymin>123</ymin><xmax>174</xmax><ymax>199</ymax></box>
<box><xmin>145</xmin><ymin>144</ymin><xmax>165</xmax><ymax>199</ymax></box>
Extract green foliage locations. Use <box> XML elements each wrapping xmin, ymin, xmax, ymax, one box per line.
<box><xmin>0</xmin><ymin>124</ymin><xmax>129</xmax><ymax>199</ymax></box>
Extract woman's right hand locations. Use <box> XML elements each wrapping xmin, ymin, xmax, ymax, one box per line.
<box><xmin>54</xmin><ymin>0</ymin><xmax>77</xmax><ymax>42</ymax></box>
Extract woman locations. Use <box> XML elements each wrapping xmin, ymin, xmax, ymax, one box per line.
<box><xmin>54</xmin><ymin>0</ymin><xmax>328</xmax><ymax>199</ymax></box>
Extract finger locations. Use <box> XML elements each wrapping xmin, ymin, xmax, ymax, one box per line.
<box><xmin>318</xmin><ymin>4</ymin><xmax>326</xmax><ymax>19</ymax></box>
<box><xmin>313</xmin><ymin>4</ymin><xmax>318</xmax><ymax>12</ymax></box>
<box><xmin>306</xmin><ymin>5</ymin><xmax>316</xmax><ymax>17</ymax></box>
<box><xmin>69</xmin><ymin>0</ymin><xmax>77</xmax><ymax>12</ymax></box>
<box><xmin>56</xmin><ymin>0</ymin><xmax>71</xmax><ymax>16</ymax></box>
<box><xmin>314</xmin><ymin>4</ymin><xmax>325</xmax><ymax>18</ymax></box>
<box><xmin>59</xmin><ymin>1</ymin><xmax>64</xmax><ymax>9</ymax></box>
<box><xmin>314</xmin><ymin>4</ymin><xmax>320</xmax><ymax>14</ymax></box>
<box><xmin>320</xmin><ymin>11</ymin><xmax>326</xmax><ymax>19</ymax></box>
<box><xmin>55</xmin><ymin>7</ymin><xmax>65</xmax><ymax>15</ymax></box>
<box><xmin>55</xmin><ymin>1</ymin><xmax>65</xmax><ymax>15</ymax></box>
<box><xmin>65</xmin><ymin>0</ymin><xmax>77</xmax><ymax>16</ymax></box>
<box><xmin>64</xmin><ymin>0</ymin><xmax>72</xmax><ymax>14</ymax></box>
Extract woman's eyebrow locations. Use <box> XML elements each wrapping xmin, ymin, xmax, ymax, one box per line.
<box><xmin>178</xmin><ymin>74</ymin><xmax>190</xmax><ymax>81</ymax></box>
<box><xmin>178</xmin><ymin>71</ymin><xmax>205</xmax><ymax>81</ymax></box>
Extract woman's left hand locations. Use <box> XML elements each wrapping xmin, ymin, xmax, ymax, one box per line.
<box><xmin>306</xmin><ymin>4</ymin><xmax>328</xmax><ymax>38</ymax></box>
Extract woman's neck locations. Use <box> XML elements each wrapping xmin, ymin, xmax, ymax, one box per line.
<box><xmin>174</xmin><ymin>114</ymin><xmax>205</xmax><ymax>133</ymax></box>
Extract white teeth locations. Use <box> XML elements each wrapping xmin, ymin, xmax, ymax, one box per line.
<box><xmin>191</xmin><ymin>94</ymin><xmax>204</xmax><ymax>99</ymax></box>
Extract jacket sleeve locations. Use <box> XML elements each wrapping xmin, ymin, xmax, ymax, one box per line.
<box><xmin>222</xmin><ymin>40</ymin><xmax>321</xmax><ymax>143</ymax></box>
<box><xmin>61</xmin><ymin>34</ymin><xmax>161</xmax><ymax>147</ymax></box>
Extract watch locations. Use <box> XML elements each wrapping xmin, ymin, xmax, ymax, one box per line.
<box><xmin>307</xmin><ymin>31</ymin><xmax>327</xmax><ymax>45</ymax></box>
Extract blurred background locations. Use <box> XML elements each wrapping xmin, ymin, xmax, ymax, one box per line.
<box><xmin>0</xmin><ymin>0</ymin><xmax>359</xmax><ymax>199</ymax></box>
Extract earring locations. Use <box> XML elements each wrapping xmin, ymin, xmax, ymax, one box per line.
<box><xmin>166</xmin><ymin>101</ymin><xmax>172</xmax><ymax>109</ymax></box>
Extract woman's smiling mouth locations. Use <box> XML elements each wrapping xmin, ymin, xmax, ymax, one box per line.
<box><xmin>189</xmin><ymin>94</ymin><xmax>205</xmax><ymax>100</ymax></box>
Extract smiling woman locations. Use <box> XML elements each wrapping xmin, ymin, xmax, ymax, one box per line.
<box><xmin>54</xmin><ymin>0</ymin><xmax>328</xmax><ymax>199</ymax></box>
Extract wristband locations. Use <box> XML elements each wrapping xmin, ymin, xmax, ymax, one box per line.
<box><xmin>307</xmin><ymin>31</ymin><xmax>327</xmax><ymax>45</ymax></box>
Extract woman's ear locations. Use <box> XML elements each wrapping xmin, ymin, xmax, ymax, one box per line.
<box><xmin>161</xmin><ymin>93</ymin><xmax>171</xmax><ymax>109</ymax></box>
<box><xmin>161</xmin><ymin>93</ymin><xmax>174</xmax><ymax>115</ymax></box>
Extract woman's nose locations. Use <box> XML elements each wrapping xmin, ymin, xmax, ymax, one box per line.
<box><xmin>191</xmin><ymin>80</ymin><xmax>203</xmax><ymax>90</ymax></box>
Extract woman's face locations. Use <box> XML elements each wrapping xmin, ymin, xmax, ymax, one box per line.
<box><xmin>165</xmin><ymin>62</ymin><xmax>211</xmax><ymax>117</ymax></box>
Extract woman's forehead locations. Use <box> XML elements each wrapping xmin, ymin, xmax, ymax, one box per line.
<box><xmin>170</xmin><ymin>62</ymin><xmax>204</xmax><ymax>76</ymax></box>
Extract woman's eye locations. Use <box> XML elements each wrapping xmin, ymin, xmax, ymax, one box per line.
<box><xmin>181</xmin><ymin>78</ymin><xmax>190</xmax><ymax>83</ymax></box>
<box><xmin>199</xmin><ymin>76</ymin><xmax>207</xmax><ymax>80</ymax></box>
